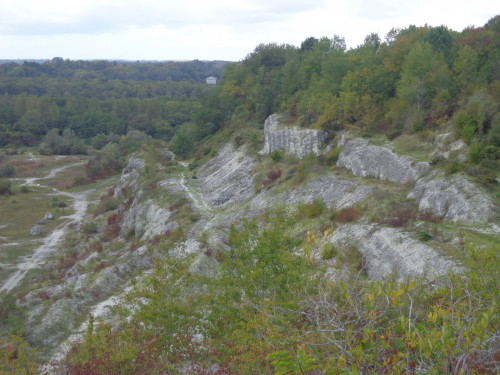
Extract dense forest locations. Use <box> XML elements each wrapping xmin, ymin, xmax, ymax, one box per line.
<box><xmin>0</xmin><ymin>59</ymin><xmax>228</xmax><ymax>148</ymax></box>
<box><xmin>212</xmin><ymin>18</ymin><xmax>500</xmax><ymax>177</ymax></box>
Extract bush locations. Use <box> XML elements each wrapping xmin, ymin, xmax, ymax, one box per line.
<box><xmin>0</xmin><ymin>165</ymin><xmax>15</xmax><ymax>177</ymax></box>
<box><xmin>326</xmin><ymin>147</ymin><xmax>342</xmax><ymax>166</ymax></box>
<box><xmin>83</xmin><ymin>222</ymin><xmax>98</xmax><ymax>235</ymax></box>
<box><xmin>418</xmin><ymin>231</ymin><xmax>433</xmax><ymax>241</ymax></box>
<box><xmin>72</xmin><ymin>175</ymin><xmax>88</xmax><ymax>186</ymax></box>
<box><xmin>297</xmin><ymin>199</ymin><xmax>325</xmax><ymax>219</ymax></box>
<box><xmin>262</xmin><ymin>169</ymin><xmax>281</xmax><ymax>187</ymax></box>
<box><xmin>445</xmin><ymin>160</ymin><xmax>466</xmax><ymax>175</ymax></box>
<box><xmin>0</xmin><ymin>181</ymin><xmax>13</xmax><ymax>195</ymax></box>
<box><xmin>377</xmin><ymin>205</ymin><xmax>416</xmax><ymax>227</ymax></box>
<box><xmin>270</xmin><ymin>150</ymin><xmax>283</xmax><ymax>162</ymax></box>
<box><xmin>336</xmin><ymin>206</ymin><xmax>362</xmax><ymax>223</ymax></box>
<box><xmin>321</xmin><ymin>243</ymin><xmax>338</xmax><ymax>260</ymax></box>
<box><xmin>20</xmin><ymin>185</ymin><xmax>30</xmax><ymax>193</ymax></box>
<box><xmin>94</xmin><ymin>196</ymin><xmax>120</xmax><ymax>216</ymax></box>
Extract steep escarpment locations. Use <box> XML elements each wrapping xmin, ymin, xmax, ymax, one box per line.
<box><xmin>262</xmin><ymin>114</ymin><xmax>329</xmax><ymax>159</ymax></box>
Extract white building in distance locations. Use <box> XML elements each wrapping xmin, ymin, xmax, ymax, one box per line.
<box><xmin>206</xmin><ymin>76</ymin><xmax>217</xmax><ymax>85</ymax></box>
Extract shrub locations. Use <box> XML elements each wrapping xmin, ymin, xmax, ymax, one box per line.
<box><xmin>262</xmin><ymin>169</ymin><xmax>281</xmax><ymax>187</ymax></box>
<box><xmin>83</xmin><ymin>222</ymin><xmax>98</xmax><ymax>235</ymax></box>
<box><xmin>0</xmin><ymin>181</ymin><xmax>13</xmax><ymax>195</ymax></box>
<box><xmin>326</xmin><ymin>147</ymin><xmax>342</xmax><ymax>166</ymax></box>
<box><xmin>94</xmin><ymin>261</ymin><xmax>109</xmax><ymax>273</ymax></box>
<box><xmin>72</xmin><ymin>175</ymin><xmax>88</xmax><ymax>186</ymax></box>
<box><xmin>270</xmin><ymin>150</ymin><xmax>283</xmax><ymax>162</ymax></box>
<box><xmin>20</xmin><ymin>185</ymin><xmax>30</xmax><ymax>193</ymax></box>
<box><xmin>418</xmin><ymin>231</ymin><xmax>433</xmax><ymax>241</ymax></box>
<box><xmin>417</xmin><ymin>209</ymin><xmax>443</xmax><ymax>223</ymax></box>
<box><xmin>297</xmin><ymin>199</ymin><xmax>325</xmax><ymax>219</ymax></box>
<box><xmin>103</xmin><ymin>212</ymin><xmax>123</xmax><ymax>240</ymax></box>
<box><xmin>336</xmin><ymin>206</ymin><xmax>362</xmax><ymax>223</ymax></box>
<box><xmin>445</xmin><ymin>160</ymin><xmax>466</xmax><ymax>175</ymax></box>
<box><xmin>234</xmin><ymin>135</ymin><xmax>244</xmax><ymax>147</ymax></box>
<box><xmin>321</xmin><ymin>243</ymin><xmax>338</xmax><ymax>260</ymax></box>
<box><xmin>0</xmin><ymin>165</ymin><xmax>15</xmax><ymax>177</ymax></box>
<box><xmin>377</xmin><ymin>205</ymin><xmax>417</xmax><ymax>227</ymax></box>
<box><xmin>93</xmin><ymin>196</ymin><xmax>120</xmax><ymax>216</ymax></box>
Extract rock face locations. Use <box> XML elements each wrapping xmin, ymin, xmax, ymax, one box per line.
<box><xmin>197</xmin><ymin>143</ymin><xmax>257</xmax><ymax>208</ymax></box>
<box><xmin>249</xmin><ymin>176</ymin><xmax>373</xmax><ymax>211</ymax></box>
<box><xmin>408</xmin><ymin>172</ymin><xmax>494</xmax><ymax>223</ymax></box>
<box><xmin>121</xmin><ymin>198</ymin><xmax>178</xmax><ymax>240</ymax></box>
<box><xmin>115</xmin><ymin>158</ymin><xmax>146</xmax><ymax>197</ymax></box>
<box><xmin>262</xmin><ymin>114</ymin><xmax>329</xmax><ymax>159</ymax></box>
<box><xmin>432</xmin><ymin>133</ymin><xmax>468</xmax><ymax>162</ymax></box>
<box><xmin>329</xmin><ymin>224</ymin><xmax>457</xmax><ymax>280</ymax></box>
<box><xmin>122</xmin><ymin>158</ymin><xmax>145</xmax><ymax>175</ymax></box>
<box><xmin>337</xmin><ymin>138</ymin><xmax>430</xmax><ymax>184</ymax></box>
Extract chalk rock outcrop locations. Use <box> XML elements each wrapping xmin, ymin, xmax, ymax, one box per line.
<box><xmin>337</xmin><ymin>138</ymin><xmax>430</xmax><ymax>184</ymax></box>
<box><xmin>115</xmin><ymin>158</ymin><xmax>145</xmax><ymax>197</ymax></box>
<box><xmin>121</xmin><ymin>198</ymin><xmax>178</xmax><ymax>240</ymax></box>
<box><xmin>44</xmin><ymin>212</ymin><xmax>55</xmax><ymax>220</ymax></box>
<box><xmin>408</xmin><ymin>172</ymin><xmax>494</xmax><ymax>223</ymax></box>
<box><xmin>329</xmin><ymin>224</ymin><xmax>457</xmax><ymax>280</ymax></box>
<box><xmin>197</xmin><ymin>143</ymin><xmax>257</xmax><ymax>208</ymax></box>
<box><xmin>249</xmin><ymin>176</ymin><xmax>373</xmax><ymax>211</ymax></box>
<box><xmin>30</xmin><ymin>226</ymin><xmax>41</xmax><ymax>236</ymax></box>
<box><xmin>262</xmin><ymin>114</ymin><xmax>329</xmax><ymax>159</ymax></box>
<box><xmin>432</xmin><ymin>133</ymin><xmax>468</xmax><ymax>162</ymax></box>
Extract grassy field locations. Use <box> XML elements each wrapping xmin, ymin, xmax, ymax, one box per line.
<box><xmin>0</xmin><ymin>152</ymin><xmax>88</xmax><ymax>284</ymax></box>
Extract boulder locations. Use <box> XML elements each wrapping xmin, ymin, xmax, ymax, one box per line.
<box><xmin>44</xmin><ymin>212</ymin><xmax>55</xmax><ymax>220</ymax></box>
<box><xmin>30</xmin><ymin>226</ymin><xmax>41</xmax><ymax>236</ymax></box>
<box><xmin>337</xmin><ymin>138</ymin><xmax>430</xmax><ymax>184</ymax></box>
<box><xmin>36</xmin><ymin>219</ymin><xmax>47</xmax><ymax>225</ymax></box>
<box><xmin>162</xmin><ymin>150</ymin><xmax>175</xmax><ymax>159</ymax></box>
<box><xmin>408</xmin><ymin>172</ymin><xmax>494</xmax><ymax>223</ymax></box>
<box><xmin>261</xmin><ymin>114</ymin><xmax>329</xmax><ymax>159</ymax></box>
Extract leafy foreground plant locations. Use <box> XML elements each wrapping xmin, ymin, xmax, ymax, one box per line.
<box><xmin>58</xmin><ymin>210</ymin><xmax>498</xmax><ymax>374</ymax></box>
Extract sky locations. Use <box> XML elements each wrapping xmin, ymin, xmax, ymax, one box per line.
<box><xmin>0</xmin><ymin>0</ymin><xmax>498</xmax><ymax>62</ymax></box>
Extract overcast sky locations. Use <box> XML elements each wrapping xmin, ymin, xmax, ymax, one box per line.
<box><xmin>1</xmin><ymin>0</ymin><xmax>498</xmax><ymax>61</ymax></box>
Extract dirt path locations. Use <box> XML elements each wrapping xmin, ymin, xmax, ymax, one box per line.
<box><xmin>0</xmin><ymin>163</ymin><xmax>92</xmax><ymax>295</ymax></box>
<box><xmin>178</xmin><ymin>162</ymin><xmax>211</xmax><ymax>212</ymax></box>
<box><xmin>21</xmin><ymin>162</ymin><xmax>84</xmax><ymax>186</ymax></box>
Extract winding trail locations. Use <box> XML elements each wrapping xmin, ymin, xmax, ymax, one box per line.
<box><xmin>0</xmin><ymin>163</ymin><xmax>92</xmax><ymax>295</ymax></box>
<box><xmin>44</xmin><ymin>160</ymin><xmax>221</xmax><ymax>371</ymax></box>
<box><xmin>178</xmin><ymin>162</ymin><xmax>221</xmax><ymax>232</ymax></box>
<box><xmin>178</xmin><ymin>162</ymin><xmax>211</xmax><ymax>212</ymax></box>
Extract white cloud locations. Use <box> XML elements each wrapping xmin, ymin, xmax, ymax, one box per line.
<box><xmin>0</xmin><ymin>0</ymin><xmax>497</xmax><ymax>60</ymax></box>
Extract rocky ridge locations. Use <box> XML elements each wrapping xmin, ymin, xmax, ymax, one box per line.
<box><xmin>19</xmin><ymin>113</ymin><xmax>498</xmax><ymax>364</ymax></box>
